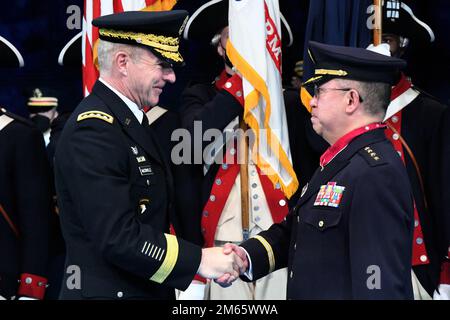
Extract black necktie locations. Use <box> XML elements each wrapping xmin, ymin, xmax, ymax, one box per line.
<box><xmin>141</xmin><ymin>111</ymin><xmax>149</xmax><ymax>127</ymax></box>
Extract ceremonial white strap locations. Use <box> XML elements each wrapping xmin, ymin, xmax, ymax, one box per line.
<box><xmin>0</xmin><ymin>114</ymin><xmax>14</xmax><ymax>131</ymax></box>
<box><xmin>203</xmin><ymin>116</ymin><xmax>239</xmax><ymax>175</ymax></box>
<box><xmin>43</xmin><ymin>129</ymin><xmax>51</xmax><ymax>147</ymax></box>
<box><xmin>146</xmin><ymin>106</ymin><xmax>168</xmax><ymax>125</ymax></box>
<box><xmin>433</xmin><ymin>284</ymin><xmax>450</xmax><ymax>300</ymax></box>
<box><xmin>384</xmin><ymin>87</ymin><xmax>420</xmax><ymax>122</ymax></box>
<box><xmin>411</xmin><ymin>269</ymin><xmax>432</xmax><ymax>300</ymax></box>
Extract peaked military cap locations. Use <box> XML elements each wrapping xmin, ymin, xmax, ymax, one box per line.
<box><xmin>27</xmin><ymin>88</ymin><xmax>58</xmax><ymax>113</ymax></box>
<box><xmin>382</xmin><ymin>0</ymin><xmax>435</xmax><ymax>44</ymax></box>
<box><xmin>303</xmin><ymin>41</ymin><xmax>406</xmax><ymax>87</ymax></box>
<box><xmin>183</xmin><ymin>0</ymin><xmax>293</xmax><ymax>47</ymax></box>
<box><xmin>92</xmin><ymin>10</ymin><xmax>189</xmax><ymax>65</ymax></box>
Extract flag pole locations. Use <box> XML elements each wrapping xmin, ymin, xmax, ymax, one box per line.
<box><xmin>239</xmin><ymin>118</ymin><xmax>250</xmax><ymax>241</ymax></box>
<box><xmin>373</xmin><ymin>0</ymin><xmax>382</xmax><ymax>45</ymax></box>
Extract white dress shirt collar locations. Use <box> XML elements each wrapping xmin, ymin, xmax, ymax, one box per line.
<box><xmin>99</xmin><ymin>78</ymin><xmax>144</xmax><ymax>124</ymax></box>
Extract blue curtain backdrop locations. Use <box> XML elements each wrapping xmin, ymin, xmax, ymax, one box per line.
<box><xmin>0</xmin><ymin>0</ymin><xmax>83</xmax><ymax>116</ymax></box>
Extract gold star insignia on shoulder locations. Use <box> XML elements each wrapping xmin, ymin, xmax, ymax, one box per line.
<box><xmin>77</xmin><ymin>110</ymin><xmax>114</xmax><ymax>124</ymax></box>
<box><xmin>364</xmin><ymin>146</ymin><xmax>381</xmax><ymax>161</ymax></box>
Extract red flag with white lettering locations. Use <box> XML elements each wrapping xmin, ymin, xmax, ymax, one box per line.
<box><xmin>227</xmin><ymin>0</ymin><xmax>298</xmax><ymax>198</ymax></box>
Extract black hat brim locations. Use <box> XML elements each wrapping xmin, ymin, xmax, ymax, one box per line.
<box><xmin>183</xmin><ymin>0</ymin><xmax>293</xmax><ymax>47</ymax></box>
<box><xmin>0</xmin><ymin>36</ymin><xmax>24</xmax><ymax>68</ymax></box>
<box><xmin>58</xmin><ymin>32</ymin><xmax>82</xmax><ymax>67</ymax></box>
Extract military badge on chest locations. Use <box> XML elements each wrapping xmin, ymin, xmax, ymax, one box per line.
<box><xmin>314</xmin><ymin>182</ymin><xmax>345</xmax><ymax>208</ymax></box>
<box><xmin>130</xmin><ymin>145</ymin><xmax>154</xmax><ymax>176</ymax></box>
<box><xmin>139</xmin><ymin>198</ymin><xmax>150</xmax><ymax>214</ymax></box>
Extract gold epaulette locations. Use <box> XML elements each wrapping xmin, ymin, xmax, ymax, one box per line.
<box><xmin>77</xmin><ymin>110</ymin><xmax>114</xmax><ymax>124</ymax></box>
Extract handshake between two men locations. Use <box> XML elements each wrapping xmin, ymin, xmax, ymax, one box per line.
<box><xmin>197</xmin><ymin>244</ymin><xmax>248</xmax><ymax>287</ymax></box>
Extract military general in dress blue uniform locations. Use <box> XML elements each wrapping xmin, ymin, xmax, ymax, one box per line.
<box><xmin>221</xmin><ymin>41</ymin><xmax>415</xmax><ymax>299</ymax></box>
<box><xmin>54</xmin><ymin>10</ymin><xmax>245</xmax><ymax>300</ymax></box>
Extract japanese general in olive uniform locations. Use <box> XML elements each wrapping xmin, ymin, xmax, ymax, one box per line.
<box><xmin>240</xmin><ymin>42</ymin><xmax>415</xmax><ymax>299</ymax></box>
<box><xmin>54</xmin><ymin>11</ymin><xmax>202</xmax><ymax>300</ymax></box>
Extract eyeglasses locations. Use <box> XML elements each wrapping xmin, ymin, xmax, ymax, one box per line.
<box><xmin>313</xmin><ymin>84</ymin><xmax>364</xmax><ymax>102</ymax></box>
<box><xmin>150</xmin><ymin>61</ymin><xmax>174</xmax><ymax>74</ymax></box>
<box><xmin>139</xmin><ymin>59</ymin><xmax>174</xmax><ymax>73</ymax></box>
<box><xmin>153</xmin><ymin>61</ymin><xmax>174</xmax><ymax>70</ymax></box>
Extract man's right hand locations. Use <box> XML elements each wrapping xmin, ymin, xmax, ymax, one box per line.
<box><xmin>197</xmin><ymin>247</ymin><xmax>245</xmax><ymax>282</ymax></box>
<box><xmin>222</xmin><ymin>243</ymin><xmax>248</xmax><ymax>273</ymax></box>
<box><xmin>214</xmin><ymin>243</ymin><xmax>249</xmax><ymax>287</ymax></box>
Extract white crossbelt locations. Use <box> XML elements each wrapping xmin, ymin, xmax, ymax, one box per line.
<box><xmin>203</xmin><ymin>116</ymin><xmax>239</xmax><ymax>175</ymax></box>
<box><xmin>145</xmin><ymin>106</ymin><xmax>168</xmax><ymax>125</ymax></box>
<box><xmin>0</xmin><ymin>114</ymin><xmax>14</xmax><ymax>131</ymax></box>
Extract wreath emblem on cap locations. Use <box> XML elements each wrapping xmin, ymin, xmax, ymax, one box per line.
<box><xmin>33</xmin><ymin>88</ymin><xmax>43</xmax><ymax>98</ymax></box>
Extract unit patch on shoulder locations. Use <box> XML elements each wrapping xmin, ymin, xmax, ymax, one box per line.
<box><xmin>77</xmin><ymin>110</ymin><xmax>114</xmax><ymax>124</ymax></box>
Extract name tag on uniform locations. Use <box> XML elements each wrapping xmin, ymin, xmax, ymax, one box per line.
<box><xmin>136</xmin><ymin>156</ymin><xmax>146</xmax><ymax>163</ymax></box>
<box><xmin>314</xmin><ymin>182</ymin><xmax>345</xmax><ymax>208</ymax></box>
<box><xmin>139</xmin><ymin>165</ymin><xmax>154</xmax><ymax>176</ymax></box>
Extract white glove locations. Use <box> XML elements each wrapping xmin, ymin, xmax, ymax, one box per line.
<box><xmin>433</xmin><ymin>284</ymin><xmax>450</xmax><ymax>300</ymax></box>
<box><xmin>177</xmin><ymin>281</ymin><xmax>206</xmax><ymax>300</ymax></box>
<box><xmin>0</xmin><ymin>295</ymin><xmax>6</xmax><ymax>300</ymax></box>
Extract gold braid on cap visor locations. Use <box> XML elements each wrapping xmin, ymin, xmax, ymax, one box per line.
<box><xmin>315</xmin><ymin>69</ymin><xmax>348</xmax><ymax>76</ymax></box>
<box><xmin>28</xmin><ymin>97</ymin><xmax>58</xmax><ymax>107</ymax></box>
<box><xmin>99</xmin><ymin>29</ymin><xmax>182</xmax><ymax>62</ymax></box>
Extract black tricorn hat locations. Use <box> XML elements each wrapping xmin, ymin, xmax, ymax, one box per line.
<box><xmin>0</xmin><ymin>35</ymin><xmax>24</xmax><ymax>68</ymax></box>
<box><xmin>303</xmin><ymin>41</ymin><xmax>406</xmax><ymax>87</ymax></box>
<box><xmin>183</xmin><ymin>0</ymin><xmax>293</xmax><ymax>47</ymax></box>
<box><xmin>382</xmin><ymin>1</ymin><xmax>435</xmax><ymax>44</ymax></box>
<box><xmin>58</xmin><ymin>32</ymin><xmax>82</xmax><ymax>67</ymax></box>
<box><xmin>92</xmin><ymin>10</ymin><xmax>189</xmax><ymax>65</ymax></box>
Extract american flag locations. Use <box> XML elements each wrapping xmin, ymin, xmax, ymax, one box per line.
<box><xmin>82</xmin><ymin>0</ymin><xmax>177</xmax><ymax>96</ymax></box>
